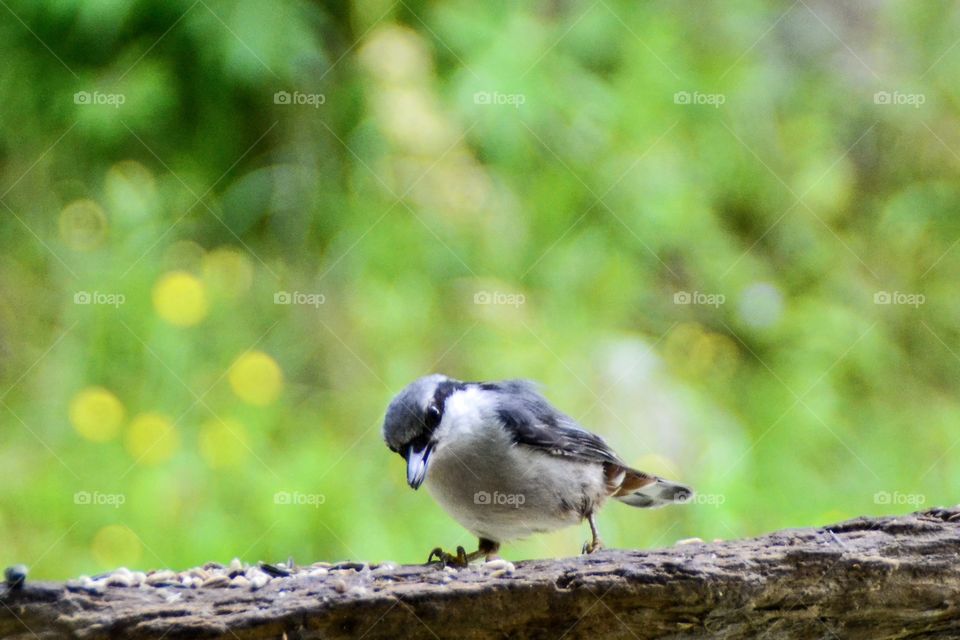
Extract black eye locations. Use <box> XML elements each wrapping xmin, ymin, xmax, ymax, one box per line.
<box><xmin>424</xmin><ymin>404</ymin><xmax>441</xmax><ymax>429</ymax></box>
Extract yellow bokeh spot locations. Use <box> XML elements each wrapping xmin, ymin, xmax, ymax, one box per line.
<box><xmin>228</xmin><ymin>351</ymin><xmax>283</xmax><ymax>406</ymax></box>
<box><xmin>152</xmin><ymin>271</ymin><xmax>208</xmax><ymax>327</ymax></box>
<box><xmin>663</xmin><ymin>322</ymin><xmax>739</xmax><ymax>378</ymax></box>
<box><xmin>124</xmin><ymin>413</ymin><xmax>180</xmax><ymax>464</ymax></box>
<box><xmin>198</xmin><ymin>418</ymin><xmax>250</xmax><ymax>468</ymax></box>
<box><xmin>59</xmin><ymin>199</ymin><xmax>107</xmax><ymax>250</ymax></box>
<box><xmin>202</xmin><ymin>248</ymin><xmax>253</xmax><ymax>298</ymax></box>
<box><xmin>91</xmin><ymin>524</ymin><xmax>142</xmax><ymax>569</ymax></box>
<box><xmin>69</xmin><ymin>387</ymin><xmax>125</xmax><ymax>442</ymax></box>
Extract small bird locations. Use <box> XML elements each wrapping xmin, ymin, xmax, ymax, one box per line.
<box><xmin>382</xmin><ymin>374</ymin><xmax>692</xmax><ymax>565</ymax></box>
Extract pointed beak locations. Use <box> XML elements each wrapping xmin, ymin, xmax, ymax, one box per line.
<box><xmin>406</xmin><ymin>442</ymin><xmax>433</xmax><ymax>489</ymax></box>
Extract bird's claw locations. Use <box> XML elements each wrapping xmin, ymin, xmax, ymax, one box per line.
<box><xmin>581</xmin><ymin>539</ymin><xmax>603</xmax><ymax>555</ymax></box>
<box><xmin>426</xmin><ymin>546</ymin><xmax>469</xmax><ymax>568</ymax></box>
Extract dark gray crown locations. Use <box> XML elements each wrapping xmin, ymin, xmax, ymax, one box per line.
<box><xmin>382</xmin><ymin>374</ymin><xmax>463</xmax><ymax>453</ymax></box>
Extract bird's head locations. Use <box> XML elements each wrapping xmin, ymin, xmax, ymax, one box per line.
<box><xmin>382</xmin><ymin>374</ymin><xmax>465</xmax><ymax>489</ymax></box>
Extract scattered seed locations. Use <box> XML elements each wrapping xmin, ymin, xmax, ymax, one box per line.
<box><xmin>107</xmin><ymin>574</ymin><xmax>135</xmax><ymax>588</ymax></box>
<box><xmin>202</xmin><ymin>575</ymin><xmax>231</xmax><ymax>588</ymax></box>
<box><xmin>230</xmin><ymin>576</ymin><xmax>250</xmax><ymax>588</ymax></box>
<box><xmin>249</xmin><ymin>575</ymin><xmax>271</xmax><ymax>591</ymax></box>
<box><xmin>5</xmin><ymin>565</ymin><xmax>27</xmax><ymax>589</ymax></box>
<box><xmin>259</xmin><ymin>562</ymin><xmax>290</xmax><ymax>578</ymax></box>
<box><xmin>146</xmin><ymin>571</ymin><xmax>177</xmax><ymax>586</ymax></box>
<box><xmin>483</xmin><ymin>559</ymin><xmax>515</xmax><ymax>573</ymax></box>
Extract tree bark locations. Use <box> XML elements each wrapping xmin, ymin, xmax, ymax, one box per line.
<box><xmin>2</xmin><ymin>507</ymin><xmax>959</xmax><ymax>639</ymax></box>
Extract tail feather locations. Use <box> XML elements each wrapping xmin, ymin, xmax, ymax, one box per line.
<box><xmin>605</xmin><ymin>464</ymin><xmax>692</xmax><ymax>508</ymax></box>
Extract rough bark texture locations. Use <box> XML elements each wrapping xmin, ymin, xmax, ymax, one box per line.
<box><xmin>2</xmin><ymin>508</ymin><xmax>959</xmax><ymax>639</ymax></box>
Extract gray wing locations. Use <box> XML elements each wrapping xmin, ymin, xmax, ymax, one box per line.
<box><xmin>486</xmin><ymin>380</ymin><xmax>624</xmax><ymax>465</ymax></box>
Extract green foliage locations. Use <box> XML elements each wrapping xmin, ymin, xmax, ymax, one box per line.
<box><xmin>1</xmin><ymin>0</ymin><xmax>957</xmax><ymax>578</ymax></box>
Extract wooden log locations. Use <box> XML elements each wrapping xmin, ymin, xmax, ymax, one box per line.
<box><xmin>2</xmin><ymin>507</ymin><xmax>959</xmax><ymax>639</ymax></box>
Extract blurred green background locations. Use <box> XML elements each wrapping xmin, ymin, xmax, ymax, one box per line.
<box><xmin>1</xmin><ymin>0</ymin><xmax>958</xmax><ymax>580</ymax></box>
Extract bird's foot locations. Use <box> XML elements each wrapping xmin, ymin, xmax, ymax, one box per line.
<box><xmin>426</xmin><ymin>546</ymin><xmax>469</xmax><ymax>568</ymax></box>
<box><xmin>581</xmin><ymin>538</ymin><xmax>604</xmax><ymax>555</ymax></box>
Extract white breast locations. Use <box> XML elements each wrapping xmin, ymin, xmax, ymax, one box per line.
<box><xmin>423</xmin><ymin>387</ymin><xmax>607</xmax><ymax>542</ymax></box>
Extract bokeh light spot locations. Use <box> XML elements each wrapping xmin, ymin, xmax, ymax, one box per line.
<box><xmin>69</xmin><ymin>387</ymin><xmax>125</xmax><ymax>442</ymax></box>
<box><xmin>738</xmin><ymin>282</ymin><xmax>784</xmax><ymax>329</ymax></box>
<box><xmin>124</xmin><ymin>413</ymin><xmax>179</xmax><ymax>464</ymax></box>
<box><xmin>152</xmin><ymin>271</ymin><xmax>208</xmax><ymax>327</ymax></box>
<box><xmin>59</xmin><ymin>199</ymin><xmax>107</xmax><ymax>250</ymax></box>
<box><xmin>662</xmin><ymin>323</ymin><xmax>739</xmax><ymax>378</ymax></box>
<box><xmin>202</xmin><ymin>248</ymin><xmax>253</xmax><ymax>298</ymax></box>
<box><xmin>91</xmin><ymin>525</ymin><xmax>142</xmax><ymax>569</ymax></box>
<box><xmin>198</xmin><ymin>418</ymin><xmax>250</xmax><ymax>468</ymax></box>
<box><xmin>105</xmin><ymin>160</ymin><xmax>157</xmax><ymax>222</ymax></box>
<box><xmin>162</xmin><ymin>241</ymin><xmax>206</xmax><ymax>273</ymax></box>
<box><xmin>228</xmin><ymin>351</ymin><xmax>283</xmax><ymax>406</ymax></box>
